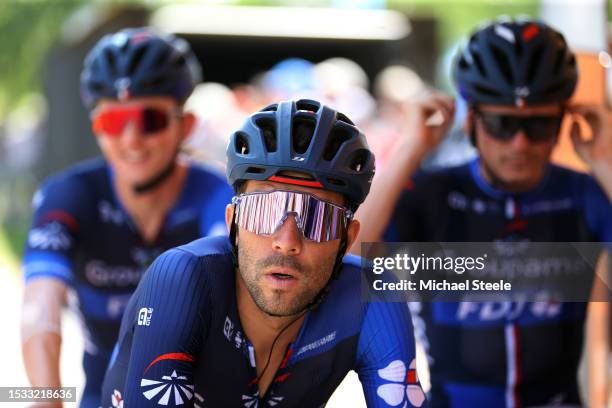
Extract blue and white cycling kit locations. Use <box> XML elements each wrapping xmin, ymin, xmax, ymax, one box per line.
<box><xmin>101</xmin><ymin>235</ymin><xmax>426</xmax><ymax>408</ymax></box>
<box><xmin>23</xmin><ymin>158</ymin><xmax>233</xmax><ymax>407</ymax></box>
<box><xmin>385</xmin><ymin>158</ymin><xmax>612</xmax><ymax>408</ymax></box>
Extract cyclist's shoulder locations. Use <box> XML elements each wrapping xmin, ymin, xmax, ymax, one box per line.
<box><xmin>323</xmin><ymin>254</ymin><xmax>366</xmax><ymax>310</ymax></box>
<box><xmin>176</xmin><ymin>234</ymin><xmax>234</xmax><ymax>258</ymax></box>
<box><xmin>545</xmin><ymin>164</ymin><xmax>608</xmax><ymax>201</ymax></box>
<box><xmin>38</xmin><ymin>157</ymin><xmax>108</xmax><ymax>193</ymax></box>
<box><xmin>401</xmin><ymin>161</ymin><xmax>474</xmax><ymax>199</ymax></box>
<box><xmin>136</xmin><ymin>236</ymin><xmax>234</xmax><ymax>309</ymax></box>
<box><xmin>146</xmin><ymin>236</ymin><xmax>234</xmax><ymax>282</ymax></box>
<box><xmin>187</xmin><ymin>161</ymin><xmax>231</xmax><ymax>189</ymax></box>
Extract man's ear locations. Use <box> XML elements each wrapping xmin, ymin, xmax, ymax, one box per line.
<box><xmin>344</xmin><ymin>219</ymin><xmax>361</xmax><ymax>253</ymax></box>
<box><xmin>179</xmin><ymin>111</ymin><xmax>197</xmax><ymax>142</ymax></box>
<box><xmin>225</xmin><ymin>204</ymin><xmax>234</xmax><ymax>234</ymax></box>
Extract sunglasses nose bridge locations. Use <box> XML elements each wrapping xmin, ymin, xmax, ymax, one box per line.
<box><xmin>273</xmin><ymin>211</ymin><xmax>304</xmax><ymax>234</ymax></box>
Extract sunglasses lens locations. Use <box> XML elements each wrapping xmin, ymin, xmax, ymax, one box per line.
<box><xmin>479</xmin><ymin>112</ymin><xmax>562</xmax><ymax>143</ymax></box>
<box><xmin>143</xmin><ymin>108</ymin><xmax>170</xmax><ymax>134</ymax></box>
<box><xmin>233</xmin><ymin>191</ymin><xmax>351</xmax><ymax>243</ymax></box>
<box><xmin>522</xmin><ymin>116</ymin><xmax>563</xmax><ymax>142</ymax></box>
<box><xmin>92</xmin><ymin>107</ymin><xmax>171</xmax><ymax>137</ymax></box>
<box><xmin>92</xmin><ymin>110</ymin><xmax>133</xmax><ymax>137</ymax></box>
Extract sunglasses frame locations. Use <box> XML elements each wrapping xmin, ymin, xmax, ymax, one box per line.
<box><xmin>90</xmin><ymin>106</ymin><xmax>183</xmax><ymax>138</ymax></box>
<box><xmin>232</xmin><ymin>190</ymin><xmax>353</xmax><ymax>243</ymax></box>
<box><xmin>474</xmin><ymin>107</ymin><xmax>565</xmax><ymax>144</ymax></box>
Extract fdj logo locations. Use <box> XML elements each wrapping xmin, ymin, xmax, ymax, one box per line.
<box><xmin>138</xmin><ymin>308</ymin><xmax>154</xmax><ymax>326</ymax></box>
<box><xmin>457</xmin><ymin>301</ymin><xmax>562</xmax><ymax>321</ymax></box>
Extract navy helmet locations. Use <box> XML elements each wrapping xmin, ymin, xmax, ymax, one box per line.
<box><xmin>226</xmin><ymin>99</ymin><xmax>375</xmax><ymax>211</ymax></box>
<box><xmin>80</xmin><ymin>27</ymin><xmax>201</xmax><ymax>108</ymax></box>
<box><xmin>453</xmin><ymin>17</ymin><xmax>577</xmax><ymax>107</ymax></box>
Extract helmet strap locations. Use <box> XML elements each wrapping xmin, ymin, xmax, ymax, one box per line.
<box><xmin>132</xmin><ymin>159</ymin><xmax>177</xmax><ymax>194</ymax></box>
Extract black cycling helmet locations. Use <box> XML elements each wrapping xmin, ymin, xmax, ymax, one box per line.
<box><xmin>80</xmin><ymin>27</ymin><xmax>201</xmax><ymax>108</ymax></box>
<box><xmin>453</xmin><ymin>17</ymin><xmax>577</xmax><ymax>107</ymax></box>
<box><xmin>226</xmin><ymin>99</ymin><xmax>375</xmax><ymax>212</ymax></box>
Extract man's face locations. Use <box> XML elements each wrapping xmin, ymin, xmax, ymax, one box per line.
<box><xmin>93</xmin><ymin>96</ymin><xmax>194</xmax><ymax>187</ymax></box>
<box><xmin>227</xmin><ymin>180</ymin><xmax>359</xmax><ymax>317</ymax></box>
<box><xmin>471</xmin><ymin>103</ymin><xmax>563</xmax><ymax>192</ymax></box>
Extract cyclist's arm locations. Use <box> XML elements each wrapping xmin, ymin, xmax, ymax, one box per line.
<box><xmin>587</xmin><ymin>251</ymin><xmax>610</xmax><ymax>408</ymax></box>
<box><xmin>355</xmin><ymin>301</ymin><xmax>427</xmax><ymax>407</ymax></box>
<box><xmin>21</xmin><ymin>177</ymin><xmax>82</xmax><ymax>403</ymax></box>
<box><xmin>569</xmin><ymin>105</ymin><xmax>612</xmax><ymax>201</ymax></box>
<box><xmin>108</xmin><ymin>249</ymin><xmax>209</xmax><ymax>407</ymax></box>
<box><xmin>353</xmin><ymin>93</ymin><xmax>454</xmax><ymax>253</ymax></box>
<box><xmin>21</xmin><ymin>278</ymin><xmax>67</xmax><ymax>408</ymax></box>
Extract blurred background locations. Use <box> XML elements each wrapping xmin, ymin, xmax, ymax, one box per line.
<box><xmin>0</xmin><ymin>0</ymin><xmax>610</xmax><ymax>406</ymax></box>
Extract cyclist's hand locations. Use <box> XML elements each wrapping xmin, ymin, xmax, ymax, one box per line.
<box><xmin>570</xmin><ymin>104</ymin><xmax>612</xmax><ymax>201</ymax></box>
<box><xmin>569</xmin><ymin>105</ymin><xmax>612</xmax><ymax>169</ymax></box>
<box><xmin>401</xmin><ymin>91</ymin><xmax>455</xmax><ymax>158</ymax></box>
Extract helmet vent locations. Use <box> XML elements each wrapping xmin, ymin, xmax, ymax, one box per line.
<box><xmin>349</xmin><ymin>149</ymin><xmax>371</xmax><ymax>173</ymax></box>
<box><xmin>235</xmin><ymin>132</ymin><xmax>250</xmax><ymax>155</ymax></box>
<box><xmin>172</xmin><ymin>54</ymin><xmax>187</xmax><ymax>70</ymax></box>
<box><xmin>552</xmin><ymin>49</ymin><xmax>565</xmax><ymax>76</ymax></box>
<box><xmin>471</xmin><ymin>50</ymin><xmax>486</xmax><ymax>78</ymax></box>
<box><xmin>293</xmin><ymin>116</ymin><xmax>315</xmax><ymax>154</ymax></box>
<box><xmin>474</xmin><ymin>84</ymin><xmax>502</xmax><ymax>98</ymax></box>
<box><xmin>513</xmin><ymin>35</ymin><xmax>523</xmax><ymax>56</ymax></box>
<box><xmin>336</xmin><ymin>111</ymin><xmax>354</xmax><ymax>126</ymax></box>
<box><xmin>296</xmin><ymin>100</ymin><xmax>319</xmax><ymax>113</ymax></box>
<box><xmin>526</xmin><ymin>44</ymin><xmax>544</xmax><ymax>84</ymax></box>
<box><xmin>490</xmin><ymin>45</ymin><xmax>514</xmax><ymax>84</ymax></box>
<box><xmin>261</xmin><ymin>104</ymin><xmax>278</xmax><ymax>112</ymax></box>
<box><xmin>127</xmin><ymin>45</ymin><xmax>147</xmax><ymax>76</ymax></box>
<box><xmin>246</xmin><ymin>167</ymin><xmax>265</xmax><ymax>174</ymax></box>
<box><xmin>255</xmin><ymin>118</ymin><xmax>277</xmax><ymax>152</ymax></box>
<box><xmin>323</xmin><ymin>126</ymin><xmax>353</xmax><ymax>161</ymax></box>
<box><xmin>104</xmin><ymin>49</ymin><xmax>117</xmax><ymax>77</ymax></box>
<box><xmin>150</xmin><ymin>49</ymin><xmax>169</xmax><ymax>70</ymax></box>
<box><xmin>327</xmin><ymin>177</ymin><xmax>346</xmax><ymax>187</ymax></box>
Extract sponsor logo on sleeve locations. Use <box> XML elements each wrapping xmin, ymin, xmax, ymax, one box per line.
<box><xmin>28</xmin><ymin>221</ymin><xmax>72</xmax><ymax>251</ymax></box>
<box><xmin>137</xmin><ymin>308</ymin><xmax>154</xmax><ymax>326</ymax></box>
<box><xmin>376</xmin><ymin>359</ymin><xmax>425</xmax><ymax>407</ymax></box>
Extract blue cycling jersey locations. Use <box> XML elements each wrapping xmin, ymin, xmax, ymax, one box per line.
<box><xmin>101</xmin><ymin>235</ymin><xmax>426</xmax><ymax>408</ymax></box>
<box><xmin>22</xmin><ymin>158</ymin><xmax>233</xmax><ymax>407</ymax></box>
<box><xmin>385</xmin><ymin>158</ymin><xmax>612</xmax><ymax>408</ymax></box>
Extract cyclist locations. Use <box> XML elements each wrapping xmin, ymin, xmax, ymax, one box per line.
<box><xmin>101</xmin><ymin>99</ymin><xmax>426</xmax><ymax>407</ymax></box>
<box><xmin>354</xmin><ymin>18</ymin><xmax>612</xmax><ymax>407</ymax></box>
<box><xmin>21</xmin><ymin>28</ymin><xmax>233</xmax><ymax>407</ymax></box>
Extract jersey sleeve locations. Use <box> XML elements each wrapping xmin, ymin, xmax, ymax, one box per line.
<box><xmin>582</xmin><ymin>175</ymin><xmax>612</xmax><ymax>242</ymax></box>
<box><xmin>355</xmin><ymin>301</ymin><xmax>427</xmax><ymax>408</ymax></box>
<box><xmin>199</xmin><ymin>176</ymin><xmax>234</xmax><ymax>238</ymax></box>
<box><xmin>383</xmin><ymin>172</ymin><xmax>428</xmax><ymax>242</ymax></box>
<box><xmin>101</xmin><ymin>248</ymin><xmax>210</xmax><ymax>407</ymax></box>
<box><xmin>22</xmin><ymin>175</ymin><xmax>91</xmax><ymax>285</ymax></box>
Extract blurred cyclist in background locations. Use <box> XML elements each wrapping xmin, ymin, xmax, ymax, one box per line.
<box><xmin>21</xmin><ymin>27</ymin><xmax>233</xmax><ymax>407</ymax></box>
<box><xmin>355</xmin><ymin>17</ymin><xmax>611</xmax><ymax>407</ymax></box>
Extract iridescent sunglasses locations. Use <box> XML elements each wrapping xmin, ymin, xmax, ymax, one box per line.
<box><xmin>232</xmin><ymin>190</ymin><xmax>352</xmax><ymax>243</ymax></box>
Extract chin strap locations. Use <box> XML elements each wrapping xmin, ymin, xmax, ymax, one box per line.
<box><xmin>132</xmin><ymin>159</ymin><xmax>177</xmax><ymax>194</ymax></box>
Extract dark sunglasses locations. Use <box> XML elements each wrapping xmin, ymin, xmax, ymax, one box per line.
<box><xmin>91</xmin><ymin>106</ymin><xmax>179</xmax><ymax>137</ymax></box>
<box><xmin>475</xmin><ymin>108</ymin><xmax>564</xmax><ymax>143</ymax></box>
